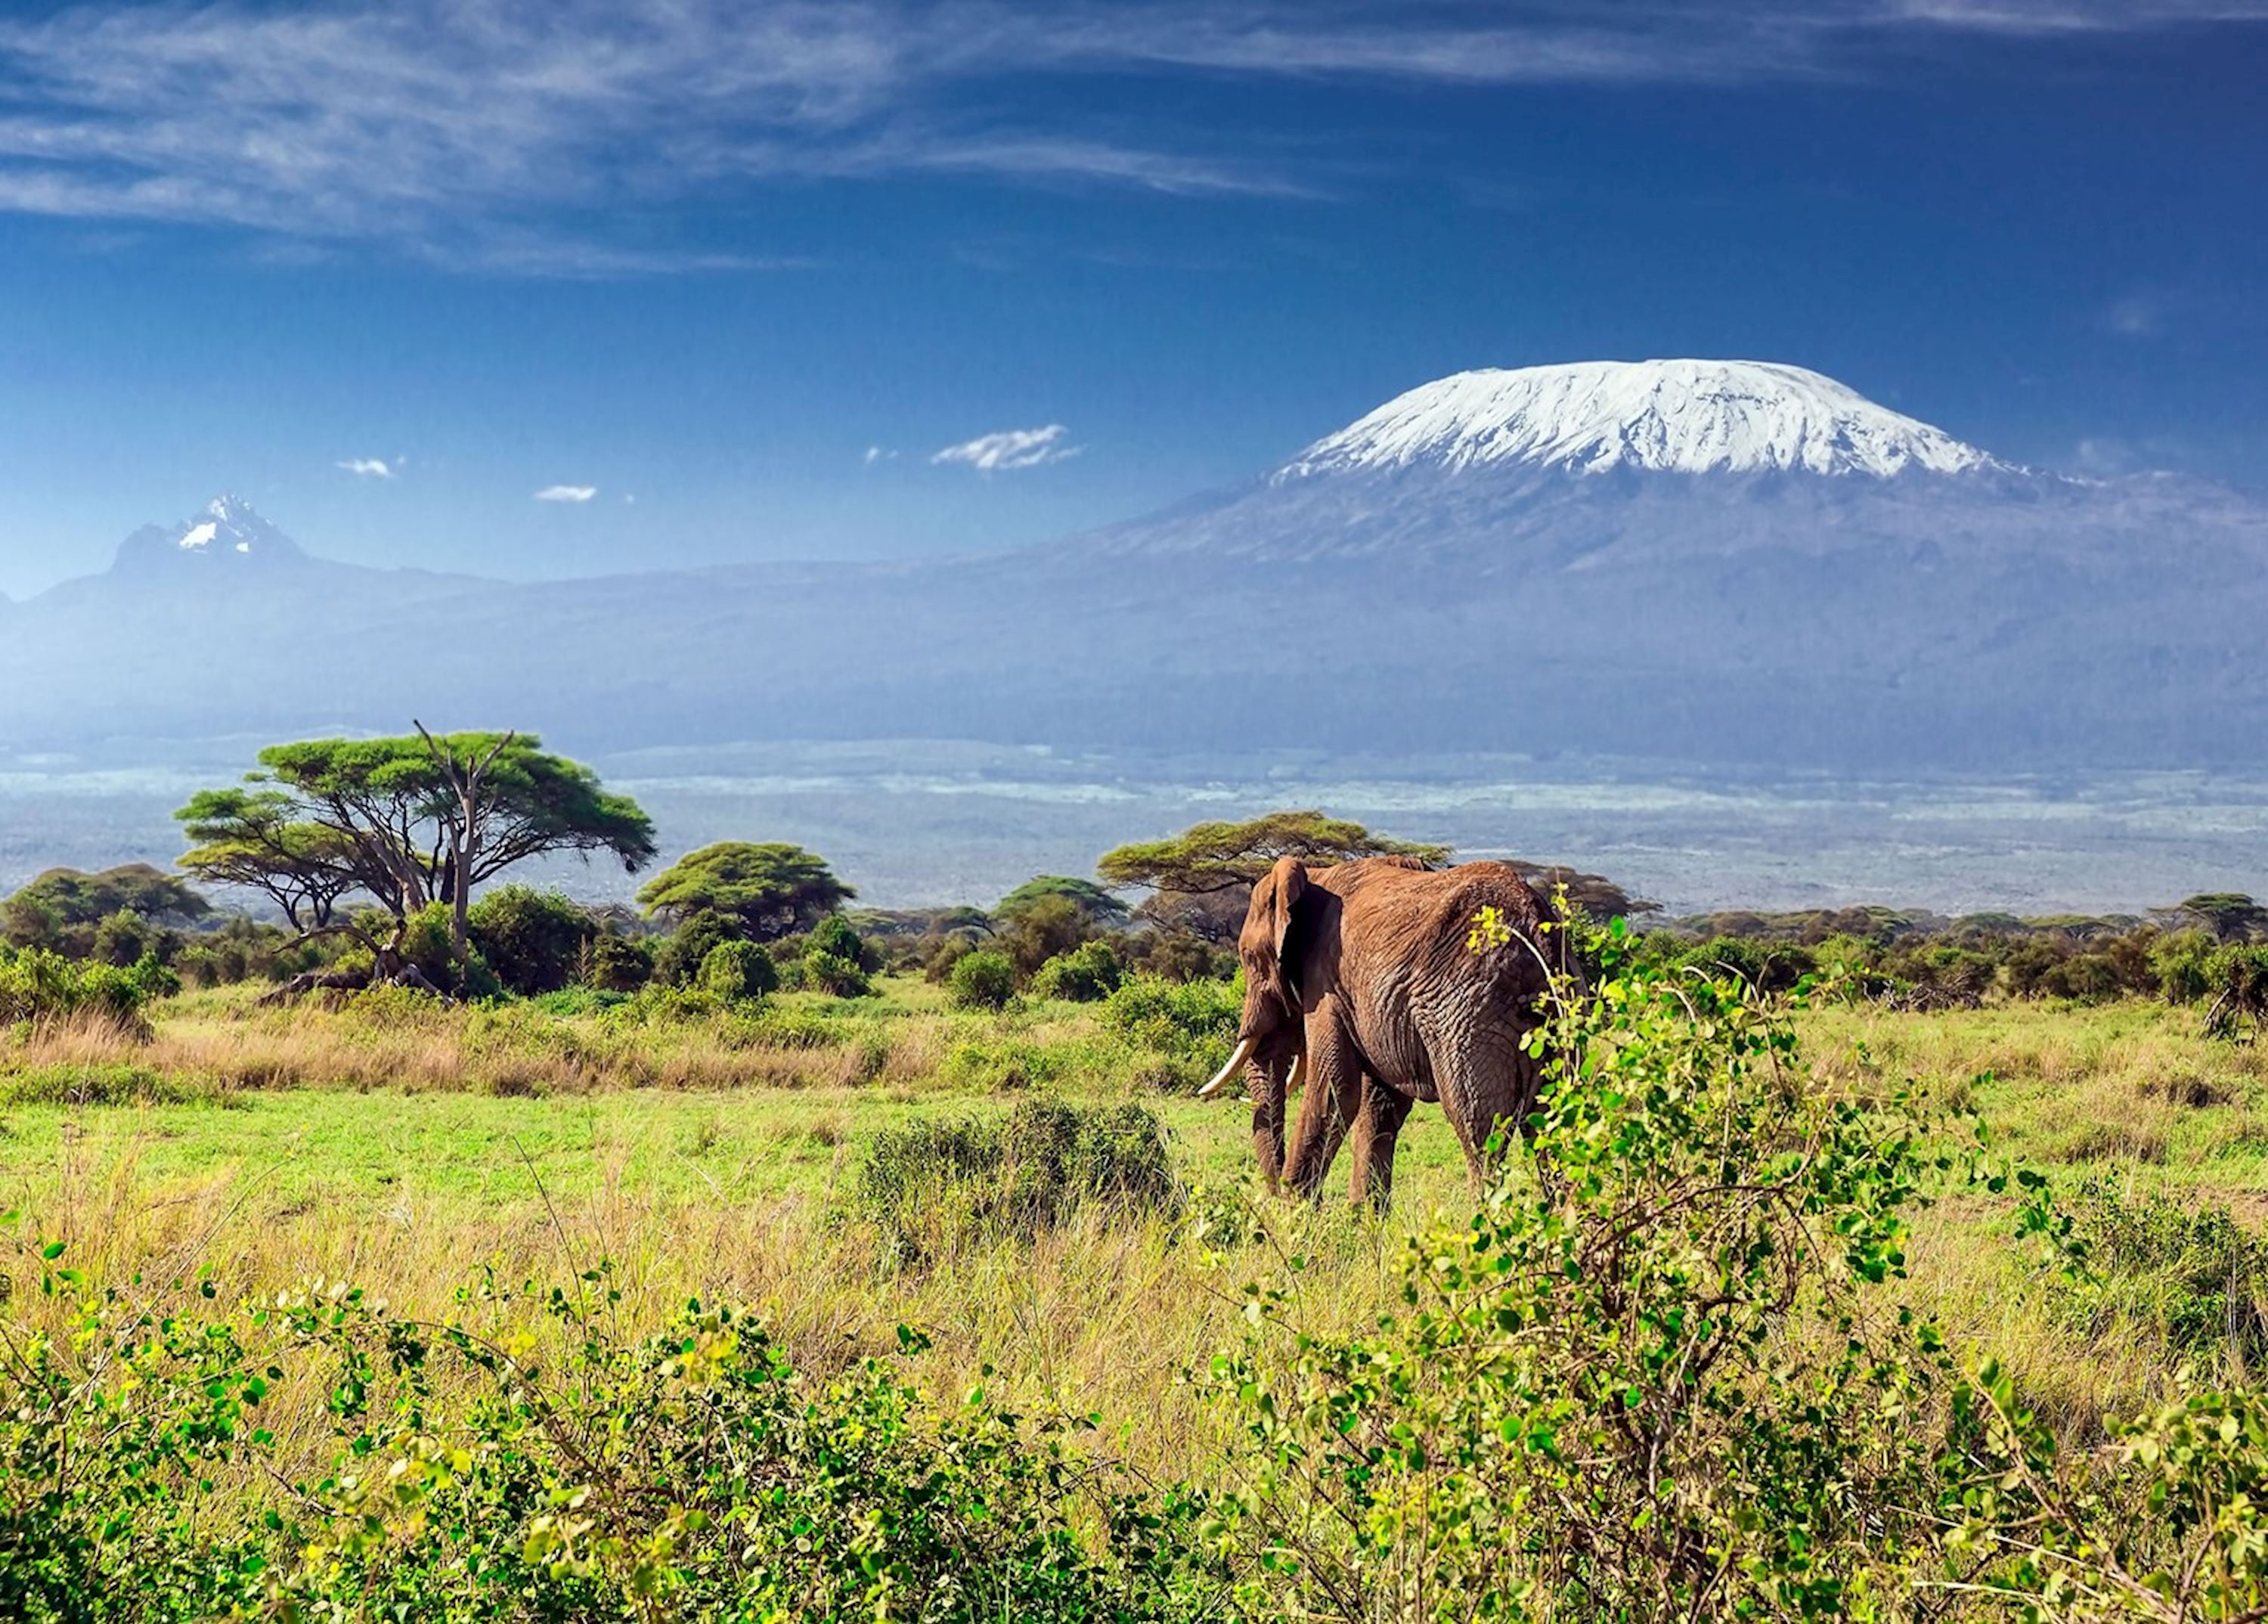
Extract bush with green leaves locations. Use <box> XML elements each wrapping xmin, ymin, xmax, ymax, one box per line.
<box><xmin>0</xmin><ymin>944</ymin><xmax>171</xmax><ymax>1027</ymax></box>
<box><xmin>650</xmin><ymin>907</ymin><xmax>742</xmax><ymax>987</ymax></box>
<box><xmin>2201</xmin><ymin>943</ymin><xmax>2268</xmax><ymax>1037</ymax></box>
<box><xmin>1098</xmin><ymin>972</ymin><xmax>1239</xmax><ymax>1063</ymax></box>
<box><xmin>696</xmin><ymin>938</ymin><xmax>778</xmax><ymax>1003</ymax></box>
<box><xmin>1191</xmin><ymin>928</ymin><xmax>2268</xmax><ymax>1620</ymax></box>
<box><xmin>578</xmin><ymin>931</ymin><xmax>653</xmax><ymax>993</ymax></box>
<box><xmin>0</xmin><ymin>1232</ymin><xmax>1215</xmax><ymax>1623</ymax></box>
<box><xmin>397</xmin><ymin>901</ymin><xmax>504</xmax><ymax>1000</ymax></box>
<box><xmin>2059</xmin><ymin>1179</ymin><xmax>2268</xmax><ymax>1368</ymax></box>
<box><xmin>465</xmin><ymin>885</ymin><xmax>596</xmax><ymax>996</ymax></box>
<box><xmin>804</xmin><ymin>911</ymin><xmax>881</xmax><ymax>973</ymax></box>
<box><xmin>1030</xmin><ymin>940</ymin><xmax>1126</xmax><ymax>1003</ymax></box>
<box><xmin>946</xmin><ymin>949</ymin><xmax>1017</xmax><ymax>1011</ymax></box>
<box><xmin>799</xmin><ymin>950</ymin><xmax>873</xmax><ymax>999</ymax></box>
<box><xmin>854</xmin><ymin>1098</ymin><xmax>1182</xmax><ymax>1260</ymax></box>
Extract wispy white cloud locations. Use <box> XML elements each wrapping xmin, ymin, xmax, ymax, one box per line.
<box><xmin>863</xmin><ymin>445</ymin><xmax>897</xmax><ymax>465</ymax></box>
<box><xmin>0</xmin><ymin>2</ymin><xmax>2257</xmax><ymax>273</ymax></box>
<box><xmin>338</xmin><ymin>457</ymin><xmax>396</xmax><ymax>479</ymax></box>
<box><xmin>931</xmin><ymin>423</ymin><xmax>1080</xmax><ymax>472</ymax></box>
<box><xmin>534</xmin><ymin>484</ymin><xmax>598</xmax><ymax>502</ymax></box>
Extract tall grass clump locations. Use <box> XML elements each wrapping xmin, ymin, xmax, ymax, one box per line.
<box><xmin>854</xmin><ymin>1097</ymin><xmax>1182</xmax><ymax>1262</ymax></box>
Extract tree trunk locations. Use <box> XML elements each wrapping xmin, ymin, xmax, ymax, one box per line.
<box><xmin>416</xmin><ymin>722</ymin><xmax>514</xmax><ymax>964</ymax></box>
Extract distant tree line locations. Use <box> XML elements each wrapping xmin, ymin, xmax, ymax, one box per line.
<box><xmin>3</xmin><ymin>730</ymin><xmax>2262</xmax><ymax>1033</ymax></box>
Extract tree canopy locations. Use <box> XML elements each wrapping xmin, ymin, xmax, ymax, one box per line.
<box><xmin>2160</xmin><ymin>893</ymin><xmax>2268</xmax><ymax>942</ymax></box>
<box><xmin>175</xmin><ymin>733</ymin><xmax>655</xmax><ymax>944</ymax></box>
<box><xmin>993</xmin><ymin>876</ymin><xmax>1129</xmax><ymax>926</ymax></box>
<box><xmin>1096</xmin><ymin>811</ymin><xmax>1450</xmax><ymax>895</ymax></box>
<box><xmin>4</xmin><ymin>863</ymin><xmax>210</xmax><ymax>927</ymax></box>
<box><xmin>636</xmin><ymin>842</ymin><xmax>854</xmax><ymax>941</ymax></box>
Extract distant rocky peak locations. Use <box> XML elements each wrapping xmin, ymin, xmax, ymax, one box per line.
<box><xmin>111</xmin><ymin>494</ymin><xmax>308</xmax><ymax>575</ymax></box>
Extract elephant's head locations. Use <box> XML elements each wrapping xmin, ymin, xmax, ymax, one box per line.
<box><xmin>1198</xmin><ymin>857</ymin><xmax>1320</xmax><ymax>1187</ymax></box>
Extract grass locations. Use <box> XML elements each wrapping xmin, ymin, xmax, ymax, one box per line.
<box><xmin>2</xmin><ymin>977</ymin><xmax>2261</xmax><ymax>1489</ymax></box>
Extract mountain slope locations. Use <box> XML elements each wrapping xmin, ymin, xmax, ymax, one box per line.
<box><xmin>2</xmin><ymin>361</ymin><xmax>2263</xmax><ymax>773</ymax></box>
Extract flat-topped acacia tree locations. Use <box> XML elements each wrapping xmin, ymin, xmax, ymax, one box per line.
<box><xmin>1097</xmin><ymin>810</ymin><xmax>1450</xmax><ymax>943</ymax></box>
<box><xmin>637</xmin><ymin>842</ymin><xmax>854</xmax><ymax>942</ymax></box>
<box><xmin>175</xmin><ymin>729</ymin><xmax>655</xmax><ymax>990</ymax></box>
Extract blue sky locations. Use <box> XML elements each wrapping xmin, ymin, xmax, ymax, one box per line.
<box><xmin>0</xmin><ymin>0</ymin><xmax>2263</xmax><ymax>596</ymax></box>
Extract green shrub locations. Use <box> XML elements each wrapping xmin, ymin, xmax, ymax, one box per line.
<box><xmin>466</xmin><ymin>885</ymin><xmax>596</xmax><ymax>996</ymax></box>
<box><xmin>1672</xmin><ymin>934</ymin><xmax>1817</xmax><ymax>993</ymax></box>
<box><xmin>1098</xmin><ymin>973</ymin><xmax>1239</xmax><ymax>1061</ymax></box>
<box><xmin>697</xmin><ymin>938</ymin><xmax>778</xmax><ymax>1003</ymax></box>
<box><xmin>0</xmin><ymin>1242</ymin><xmax>1214</xmax><ymax>1622</ymax></box>
<box><xmin>805</xmin><ymin>912</ymin><xmax>881</xmax><ymax>973</ymax></box>
<box><xmin>528</xmin><ymin>985</ymin><xmax>631</xmax><ymax>1017</ymax></box>
<box><xmin>0</xmin><ymin>945</ymin><xmax>157</xmax><ymax>1027</ymax></box>
<box><xmin>652</xmin><ymin>907</ymin><xmax>741</xmax><ymax>987</ymax></box>
<box><xmin>2157</xmin><ymin>931</ymin><xmax>2220</xmax><ymax>1003</ymax></box>
<box><xmin>2062</xmin><ymin>1180</ymin><xmax>2268</xmax><ymax>1368</ymax></box>
<box><xmin>1030</xmin><ymin>940</ymin><xmax>1125</xmax><ymax>1003</ymax></box>
<box><xmin>996</xmin><ymin>897</ymin><xmax>1091</xmax><ymax>977</ymax></box>
<box><xmin>2204</xmin><ymin>944</ymin><xmax>2268</xmax><ymax>1037</ymax></box>
<box><xmin>396</xmin><ymin>903</ymin><xmax>503</xmax><ymax>1000</ymax></box>
<box><xmin>1198</xmin><ymin>931</ymin><xmax>2012</xmax><ymax>1616</ymax></box>
<box><xmin>2042</xmin><ymin>950</ymin><xmax>2127</xmax><ymax>1003</ymax></box>
<box><xmin>581</xmin><ymin>932</ymin><xmax>652</xmax><ymax>993</ymax></box>
<box><xmin>947</xmin><ymin>950</ymin><xmax>1017</xmax><ymax>1011</ymax></box>
<box><xmin>801</xmin><ymin>949</ymin><xmax>873</xmax><ymax>999</ymax></box>
<box><xmin>854</xmin><ymin>1098</ymin><xmax>1181</xmax><ymax>1258</ymax></box>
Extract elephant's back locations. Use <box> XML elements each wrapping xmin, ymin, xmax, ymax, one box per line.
<box><xmin>1331</xmin><ymin>860</ymin><xmax>1561</xmax><ymax>987</ymax></box>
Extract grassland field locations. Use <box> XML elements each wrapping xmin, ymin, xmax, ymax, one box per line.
<box><xmin>5</xmin><ymin>975</ymin><xmax>2266</xmax><ymax>1509</ymax></box>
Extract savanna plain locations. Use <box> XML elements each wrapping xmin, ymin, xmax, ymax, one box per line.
<box><xmin>10</xmin><ymin>813</ymin><xmax>2268</xmax><ymax>1619</ymax></box>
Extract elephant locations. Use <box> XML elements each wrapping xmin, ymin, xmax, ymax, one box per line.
<box><xmin>1198</xmin><ymin>855</ymin><xmax>1563</xmax><ymax>1204</ymax></box>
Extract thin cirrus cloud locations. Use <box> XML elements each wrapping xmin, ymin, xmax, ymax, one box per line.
<box><xmin>0</xmin><ymin>2</ymin><xmax>2259</xmax><ymax>274</ymax></box>
<box><xmin>931</xmin><ymin>424</ymin><xmax>1082</xmax><ymax>473</ymax></box>
<box><xmin>337</xmin><ymin>457</ymin><xmax>395</xmax><ymax>479</ymax></box>
<box><xmin>534</xmin><ymin>484</ymin><xmax>599</xmax><ymax>503</ymax></box>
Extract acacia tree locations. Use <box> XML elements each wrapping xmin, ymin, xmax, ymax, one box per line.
<box><xmin>175</xmin><ymin>731</ymin><xmax>654</xmax><ymax>989</ymax></box>
<box><xmin>993</xmin><ymin>876</ymin><xmax>1129</xmax><ymax>928</ymax></box>
<box><xmin>1097</xmin><ymin>810</ymin><xmax>1449</xmax><ymax>943</ymax></box>
<box><xmin>637</xmin><ymin>843</ymin><xmax>854</xmax><ymax>941</ymax></box>
<box><xmin>176</xmin><ymin>788</ymin><xmax>367</xmax><ymax>931</ymax></box>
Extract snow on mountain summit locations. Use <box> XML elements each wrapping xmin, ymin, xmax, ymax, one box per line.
<box><xmin>1276</xmin><ymin>360</ymin><xmax>2003</xmax><ymax>481</ymax></box>
<box><xmin>111</xmin><ymin>494</ymin><xmax>307</xmax><ymax>575</ymax></box>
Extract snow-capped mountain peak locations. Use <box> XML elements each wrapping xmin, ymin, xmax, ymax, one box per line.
<box><xmin>112</xmin><ymin>494</ymin><xmax>308</xmax><ymax>575</ymax></box>
<box><xmin>1276</xmin><ymin>359</ymin><xmax>2006</xmax><ymax>481</ymax></box>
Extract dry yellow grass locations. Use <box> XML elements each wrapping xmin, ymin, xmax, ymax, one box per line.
<box><xmin>5</xmin><ymin>983</ymin><xmax>2262</xmax><ymax>1485</ymax></box>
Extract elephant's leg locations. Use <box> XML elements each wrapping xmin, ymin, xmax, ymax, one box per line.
<box><xmin>1347</xmin><ymin>1079</ymin><xmax>1414</xmax><ymax>1210</ymax></box>
<box><xmin>1284</xmin><ymin>1018</ymin><xmax>1362</xmax><ymax>1201</ymax></box>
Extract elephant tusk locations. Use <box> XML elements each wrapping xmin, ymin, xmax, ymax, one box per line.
<box><xmin>1198</xmin><ymin>1034</ymin><xmax>1259</xmax><ymax>1099</ymax></box>
<box><xmin>1284</xmin><ymin>1049</ymin><xmax>1306</xmax><ymax>1096</ymax></box>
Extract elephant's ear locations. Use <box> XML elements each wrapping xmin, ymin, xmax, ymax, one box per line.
<box><xmin>1268</xmin><ymin>857</ymin><xmax>1311</xmax><ymax>1009</ymax></box>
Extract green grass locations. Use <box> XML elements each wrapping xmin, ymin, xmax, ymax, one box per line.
<box><xmin>2</xmin><ymin>975</ymin><xmax>2261</xmax><ymax>1480</ymax></box>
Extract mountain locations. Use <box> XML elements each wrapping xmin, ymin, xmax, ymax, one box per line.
<box><xmin>1275</xmin><ymin>360</ymin><xmax>2000</xmax><ymax>479</ymax></box>
<box><xmin>110</xmin><ymin>494</ymin><xmax>308</xmax><ymax>575</ymax></box>
<box><xmin>4</xmin><ymin>359</ymin><xmax>2264</xmax><ymax>773</ymax></box>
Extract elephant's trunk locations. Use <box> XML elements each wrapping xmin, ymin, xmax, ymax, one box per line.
<box><xmin>1198</xmin><ymin>1034</ymin><xmax>1259</xmax><ymax>1099</ymax></box>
